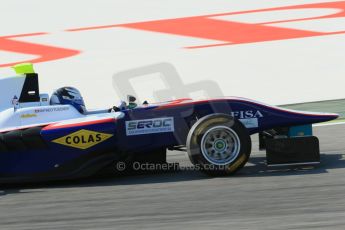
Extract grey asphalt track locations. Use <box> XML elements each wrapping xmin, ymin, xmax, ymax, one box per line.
<box><xmin>1</xmin><ymin>124</ymin><xmax>345</xmax><ymax>230</ymax></box>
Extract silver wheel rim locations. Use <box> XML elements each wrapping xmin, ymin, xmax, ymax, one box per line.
<box><xmin>201</xmin><ymin>126</ymin><xmax>241</xmax><ymax>165</ymax></box>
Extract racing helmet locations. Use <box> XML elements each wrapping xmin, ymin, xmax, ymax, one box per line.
<box><xmin>50</xmin><ymin>87</ymin><xmax>86</xmax><ymax>113</ymax></box>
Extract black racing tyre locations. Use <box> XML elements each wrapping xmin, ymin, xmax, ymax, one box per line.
<box><xmin>186</xmin><ymin>113</ymin><xmax>251</xmax><ymax>176</ymax></box>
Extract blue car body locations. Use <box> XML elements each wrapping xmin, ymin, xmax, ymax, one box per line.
<box><xmin>0</xmin><ymin>96</ymin><xmax>338</xmax><ymax>182</ymax></box>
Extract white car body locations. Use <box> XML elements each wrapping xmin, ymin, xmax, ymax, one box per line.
<box><xmin>0</xmin><ymin>71</ymin><xmax>124</xmax><ymax>133</ymax></box>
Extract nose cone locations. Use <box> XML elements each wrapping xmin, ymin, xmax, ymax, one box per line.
<box><xmin>308</xmin><ymin>112</ymin><xmax>339</xmax><ymax>123</ymax></box>
<box><xmin>285</xmin><ymin>110</ymin><xmax>339</xmax><ymax>125</ymax></box>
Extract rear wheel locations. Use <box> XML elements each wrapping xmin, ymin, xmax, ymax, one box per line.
<box><xmin>187</xmin><ymin>114</ymin><xmax>251</xmax><ymax>176</ymax></box>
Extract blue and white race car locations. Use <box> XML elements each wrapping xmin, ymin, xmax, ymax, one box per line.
<box><xmin>0</xmin><ymin>63</ymin><xmax>339</xmax><ymax>183</ymax></box>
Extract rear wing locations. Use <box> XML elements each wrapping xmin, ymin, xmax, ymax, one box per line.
<box><xmin>0</xmin><ymin>63</ymin><xmax>48</xmax><ymax>111</ymax></box>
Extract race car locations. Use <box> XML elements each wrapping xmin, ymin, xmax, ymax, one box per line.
<box><xmin>0</xmin><ymin>63</ymin><xmax>339</xmax><ymax>183</ymax></box>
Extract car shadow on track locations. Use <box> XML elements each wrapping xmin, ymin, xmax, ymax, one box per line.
<box><xmin>0</xmin><ymin>189</ymin><xmax>44</xmax><ymax>197</ymax></box>
<box><xmin>1</xmin><ymin>152</ymin><xmax>344</xmax><ymax>192</ymax></box>
<box><xmin>239</xmin><ymin>152</ymin><xmax>345</xmax><ymax>177</ymax></box>
<box><xmin>0</xmin><ymin>167</ymin><xmax>210</xmax><ymax>192</ymax></box>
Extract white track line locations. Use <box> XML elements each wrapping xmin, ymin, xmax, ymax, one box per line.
<box><xmin>314</xmin><ymin>121</ymin><xmax>345</xmax><ymax>127</ymax></box>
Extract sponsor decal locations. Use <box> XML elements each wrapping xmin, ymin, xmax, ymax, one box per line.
<box><xmin>230</xmin><ymin>110</ymin><xmax>263</xmax><ymax>128</ymax></box>
<box><xmin>230</xmin><ymin>110</ymin><xmax>264</xmax><ymax>119</ymax></box>
<box><xmin>35</xmin><ymin>107</ymin><xmax>69</xmax><ymax>113</ymax></box>
<box><xmin>52</xmin><ymin>129</ymin><xmax>113</xmax><ymax>150</ymax></box>
<box><xmin>239</xmin><ymin>118</ymin><xmax>258</xmax><ymax>128</ymax></box>
<box><xmin>20</xmin><ymin>114</ymin><xmax>37</xmax><ymax>119</ymax></box>
<box><xmin>126</xmin><ymin>117</ymin><xmax>174</xmax><ymax>136</ymax></box>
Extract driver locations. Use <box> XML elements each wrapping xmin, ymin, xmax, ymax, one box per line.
<box><xmin>51</xmin><ymin>87</ymin><xmax>146</xmax><ymax>114</ymax></box>
<box><xmin>50</xmin><ymin>87</ymin><xmax>86</xmax><ymax>114</ymax></box>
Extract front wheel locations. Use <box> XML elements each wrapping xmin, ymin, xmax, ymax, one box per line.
<box><xmin>186</xmin><ymin>114</ymin><xmax>251</xmax><ymax>176</ymax></box>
